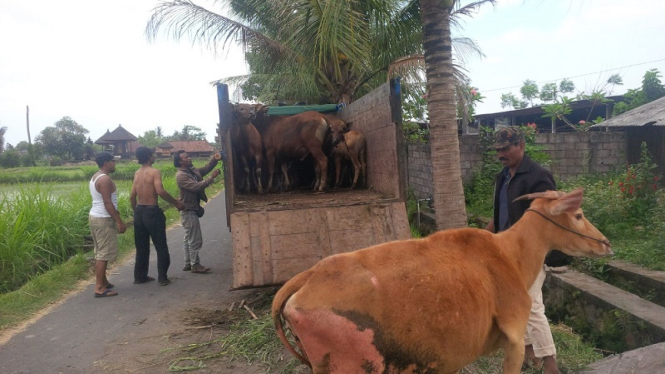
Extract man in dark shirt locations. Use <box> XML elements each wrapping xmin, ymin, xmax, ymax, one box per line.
<box><xmin>174</xmin><ymin>150</ymin><xmax>220</xmax><ymax>274</ymax></box>
<box><xmin>484</xmin><ymin>127</ymin><xmax>560</xmax><ymax>374</ymax></box>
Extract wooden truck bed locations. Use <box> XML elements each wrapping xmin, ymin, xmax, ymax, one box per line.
<box><xmin>230</xmin><ymin>191</ymin><xmax>409</xmax><ymax>289</ymax></box>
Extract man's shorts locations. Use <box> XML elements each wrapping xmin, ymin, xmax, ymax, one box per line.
<box><xmin>89</xmin><ymin>216</ymin><xmax>118</xmax><ymax>262</ymax></box>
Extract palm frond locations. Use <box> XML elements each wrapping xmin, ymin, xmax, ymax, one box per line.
<box><xmin>146</xmin><ymin>0</ymin><xmax>288</xmax><ymax>57</ymax></box>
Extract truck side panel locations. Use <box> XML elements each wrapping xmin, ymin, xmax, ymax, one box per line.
<box><xmin>230</xmin><ymin>202</ymin><xmax>409</xmax><ymax>289</ymax></box>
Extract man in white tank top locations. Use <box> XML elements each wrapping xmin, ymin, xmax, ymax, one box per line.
<box><xmin>89</xmin><ymin>152</ymin><xmax>127</xmax><ymax>298</ymax></box>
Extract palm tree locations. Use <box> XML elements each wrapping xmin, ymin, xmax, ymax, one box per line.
<box><xmin>147</xmin><ymin>0</ymin><xmax>492</xmax><ymax>229</ymax></box>
<box><xmin>420</xmin><ymin>0</ymin><xmax>494</xmax><ymax>230</ymax></box>
<box><xmin>146</xmin><ymin>0</ymin><xmax>482</xmax><ymax>106</ymax></box>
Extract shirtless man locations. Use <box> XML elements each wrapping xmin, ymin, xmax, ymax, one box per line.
<box><xmin>130</xmin><ymin>146</ymin><xmax>184</xmax><ymax>286</ymax></box>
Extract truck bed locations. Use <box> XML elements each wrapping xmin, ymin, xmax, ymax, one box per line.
<box><xmin>232</xmin><ymin>188</ymin><xmax>399</xmax><ymax>212</ymax></box>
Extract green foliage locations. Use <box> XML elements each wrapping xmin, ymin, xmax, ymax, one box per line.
<box><xmin>35</xmin><ymin>116</ymin><xmax>89</xmax><ymax>160</ymax></box>
<box><xmin>402</xmin><ymin>90</ymin><xmax>429</xmax><ymax>143</ymax></box>
<box><xmin>559</xmin><ymin>78</ymin><xmax>576</xmax><ymax>94</ymax></box>
<box><xmin>614</xmin><ymin>68</ymin><xmax>665</xmax><ymax>115</ymax></box>
<box><xmin>137</xmin><ymin>128</ymin><xmax>165</xmax><ymax>148</ymax></box>
<box><xmin>560</xmin><ymin>143</ymin><xmax>664</xmax><ymax>270</ymax></box>
<box><xmin>520</xmin><ymin>79</ymin><xmax>539</xmax><ymax>107</ymax></box>
<box><xmin>168</xmin><ymin>125</ymin><xmax>207</xmax><ymax>142</ymax></box>
<box><xmin>539</xmin><ymin>82</ymin><xmax>558</xmax><ymax>102</ymax></box>
<box><xmin>0</xmin><ymin>148</ymin><xmax>21</xmax><ymax>168</ymax></box>
<box><xmin>500</xmin><ymin>92</ymin><xmax>527</xmax><ymax>109</ymax></box>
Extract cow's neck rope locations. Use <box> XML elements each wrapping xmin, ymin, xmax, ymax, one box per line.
<box><xmin>524</xmin><ymin>209</ymin><xmax>610</xmax><ymax>246</ymax></box>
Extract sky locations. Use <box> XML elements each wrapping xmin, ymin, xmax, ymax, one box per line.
<box><xmin>1</xmin><ymin>0</ymin><xmax>665</xmax><ymax>147</ymax></box>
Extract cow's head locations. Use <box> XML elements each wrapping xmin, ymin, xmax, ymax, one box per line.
<box><xmin>232</xmin><ymin>103</ymin><xmax>257</xmax><ymax>124</ymax></box>
<box><xmin>329</xmin><ymin>119</ymin><xmax>352</xmax><ymax>147</ymax></box>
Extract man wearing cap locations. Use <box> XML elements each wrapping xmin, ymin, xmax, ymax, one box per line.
<box><xmin>484</xmin><ymin>127</ymin><xmax>561</xmax><ymax>374</ymax></box>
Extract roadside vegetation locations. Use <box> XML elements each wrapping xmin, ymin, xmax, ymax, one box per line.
<box><xmin>0</xmin><ymin>158</ymin><xmax>223</xmax><ymax>331</ymax></box>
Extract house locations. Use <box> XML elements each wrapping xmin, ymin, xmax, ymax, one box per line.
<box><xmin>474</xmin><ymin>95</ymin><xmax>624</xmax><ymax>133</ymax></box>
<box><xmin>95</xmin><ymin>125</ymin><xmax>140</xmax><ymax>158</ymax></box>
<box><xmin>156</xmin><ymin>141</ymin><xmax>216</xmax><ymax>158</ymax></box>
<box><xmin>590</xmin><ymin>96</ymin><xmax>665</xmax><ymax>176</ymax></box>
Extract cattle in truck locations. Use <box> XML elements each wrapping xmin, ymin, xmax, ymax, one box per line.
<box><xmin>331</xmin><ymin>129</ymin><xmax>366</xmax><ymax>189</ymax></box>
<box><xmin>260</xmin><ymin>110</ymin><xmax>348</xmax><ymax>193</ymax></box>
<box><xmin>231</xmin><ymin>103</ymin><xmax>263</xmax><ymax>194</ymax></box>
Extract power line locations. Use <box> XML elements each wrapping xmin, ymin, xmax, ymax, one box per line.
<box><xmin>481</xmin><ymin>57</ymin><xmax>665</xmax><ymax>93</ymax></box>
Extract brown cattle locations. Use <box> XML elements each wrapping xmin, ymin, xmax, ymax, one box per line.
<box><xmin>262</xmin><ymin>111</ymin><xmax>347</xmax><ymax>192</ymax></box>
<box><xmin>272</xmin><ymin>189</ymin><xmax>612</xmax><ymax>373</ymax></box>
<box><xmin>332</xmin><ymin>130</ymin><xmax>366</xmax><ymax>189</ymax></box>
<box><xmin>231</xmin><ymin>103</ymin><xmax>263</xmax><ymax>194</ymax></box>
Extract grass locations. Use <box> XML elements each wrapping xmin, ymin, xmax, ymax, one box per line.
<box><xmin>162</xmin><ymin>291</ymin><xmax>601</xmax><ymax>374</ymax></box>
<box><xmin>0</xmin><ymin>160</ymin><xmax>224</xmax><ymax>332</ymax></box>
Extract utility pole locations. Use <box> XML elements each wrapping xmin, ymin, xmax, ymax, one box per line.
<box><xmin>26</xmin><ymin>105</ymin><xmax>35</xmax><ymax>165</ymax></box>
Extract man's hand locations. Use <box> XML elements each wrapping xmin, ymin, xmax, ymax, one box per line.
<box><xmin>212</xmin><ymin>169</ymin><xmax>221</xmax><ymax>178</ymax></box>
<box><xmin>117</xmin><ymin>221</ymin><xmax>127</xmax><ymax>234</ymax></box>
<box><xmin>175</xmin><ymin>201</ymin><xmax>185</xmax><ymax>211</ymax></box>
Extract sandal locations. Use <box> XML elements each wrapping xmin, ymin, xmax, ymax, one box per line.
<box><xmin>94</xmin><ymin>289</ymin><xmax>119</xmax><ymax>298</ymax></box>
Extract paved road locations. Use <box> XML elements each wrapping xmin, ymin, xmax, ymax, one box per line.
<box><xmin>0</xmin><ymin>192</ymin><xmax>256</xmax><ymax>374</ymax></box>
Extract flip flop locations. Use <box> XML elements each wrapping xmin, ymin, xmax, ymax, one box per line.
<box><xmin>94</xmin><ymin>289</ymin><xmax>118</xmax><ymax>298</ymax></box>
<box><xmin>133</xmin><ymin>276</ymin><xmax>156</xmax><ymax>284</ymax></box>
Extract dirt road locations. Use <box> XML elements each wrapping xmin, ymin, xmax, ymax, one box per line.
<box><xmin>0</xmin><ymin>192</ymin><xmax>282</xmax><ymax>374</ymax></box>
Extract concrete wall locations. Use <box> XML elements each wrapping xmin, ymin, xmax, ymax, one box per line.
<box><xmin>406</xmin><ymin>132</ymin><xmax>626</xmax><ymax>199</ymax></box>
<box><xmin>340</xmin><ymin>82</ymin><xmax>404</xmax><ymax>200</ymax></box>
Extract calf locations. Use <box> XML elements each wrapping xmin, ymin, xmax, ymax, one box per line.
<box><xmin>332</xmin><ymin>130</ymin><xmax>366</xmax><ymax>189</ymax></box>
<box><xmin>263</xmin><ymin>111</ymin><xmax>347</xmax><ymax>192</ymax></box>
<box><xmin>231</xmin><ymin>103</ymin><xmax>263</xmax><ymax>194</ymax></box>
<box><xmin>272</xmin><ymin>189</ymin><xmax>612</xmax><ymax>374</ymax></box>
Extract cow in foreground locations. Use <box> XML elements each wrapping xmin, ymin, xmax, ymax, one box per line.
<box><xmin>272</xmin><ymin>189</ymin><xmax>612</xmax><ymax>373</ymax></box>
<box><xmin>231</xmin><ymin>103</ymin><xmax>263</xmax><ymax>194</ymax></box>
<box><xmin>332</xmin><ymin>130</ymin><xmax>366</xmax><ymax>189</ymax></box>
<box><xmin>263</xmin><ymin>111</ymin><xmax>348</xmax><ymax>192</ymax></box>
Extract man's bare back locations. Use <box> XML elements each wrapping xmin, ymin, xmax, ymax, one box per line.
<box><xmin>130</xmin><ymin>162</ymin><xmax>183</xmax><ymax>210</ymax></box>
<box><xmin>132</xmin><ymin>166</ymin><xmax>161</xmax><ymax>206</ymax></box>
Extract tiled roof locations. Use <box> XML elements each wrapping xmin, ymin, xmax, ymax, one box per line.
<box><xmin>158</xmin><ymin>141</ymin><xmax>215</xmax><ymax>153</ymax></box>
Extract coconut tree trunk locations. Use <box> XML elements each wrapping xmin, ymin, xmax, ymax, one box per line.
<box><xmin>421</xmin><ymin>0</ymin><xmax>468</xmax><ymax>230</ymax></box>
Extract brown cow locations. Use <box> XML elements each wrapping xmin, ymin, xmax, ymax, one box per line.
<box><xmin>262</xmin><ymin>111</ymin><xmax>347</xmax><ymax>192</ymax></box>
<box><xmin>272</xmin><ymin>189</ymin><xmax>612</xmax><ymax>373</ymax></box>
<box><xmin>332</xmin><ymin>130</ymin><xmax>366</xmax><ymax>189</ymax></box>
<box><xmin>231</xmin><ymin>103</ymin><xmax>263</xmax><ymax>194</ymax></box>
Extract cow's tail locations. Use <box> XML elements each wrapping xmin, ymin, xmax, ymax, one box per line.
<box><xmin>271</xmin><ymin>270</ymin><xmax>313</xmax><ymax>367</ymax></box>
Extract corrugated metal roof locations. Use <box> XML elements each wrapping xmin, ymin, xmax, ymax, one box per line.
<box><xmin>591</xmin><ymin>96</ymin><xmax>665</xmax><ymax>128</ymax></box>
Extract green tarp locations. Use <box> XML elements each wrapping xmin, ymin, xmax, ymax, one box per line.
<box><xmin>266</xmin><ymin>104</ymin><xmax>341</xmax><ymax>116</ymax></box>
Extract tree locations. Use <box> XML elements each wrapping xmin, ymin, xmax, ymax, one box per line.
<box><xmin>520</xmin><ymin>79</ymin><xmax>539</xmax><ymax>107</ymax></box>
<box><xmin>559</xmin><ymin>78</ymin><xmax>575</xmax><ymax>94</ymax></box>
<box><xmin>167</xmin><ymin>125</ymin><xmax>207</xmax><ymax>142</ymax></box>
<box><xmin>147</xmin><ymin>0</ymin><xmax>483</xmax><ymax>106</ymax></box>
<box><xmin>642</xmin><ymin>68</ymin><xmax>665</xmax><ymax>102</ymax></box>
<box><xmin>501</xmin><ymin>92</ymin><xmax>527</xmax><ymax>109</ymax></box>
<box><xmin>138</xmin><ymin>129</ymin><xmax>165</xmax><ymax>148</ymax></box>
<box><xmin>35</xmin><ymin>117</ymin><xmax>89</xmax><ymax>160</ymax></box>
<box><xmin>0</xmin><ymin>126</ymin><xmax>6</xmax><ymax>154</ymax></box>
<box><xmin>420</xmin><ymin>0</ymin><xmax>494</xmax><ymax>230</ymax></box>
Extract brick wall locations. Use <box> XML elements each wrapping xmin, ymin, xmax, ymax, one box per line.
<box><xmin>406</xmin><ymin>132</ymin><xmax>626</xmax><ymax>198</ymax></box>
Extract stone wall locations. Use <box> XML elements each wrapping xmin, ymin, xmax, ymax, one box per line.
<box><xmin>406</xmin><ymin>132</ymin><xmax>626</xmax><ymax>199</ymax></box>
